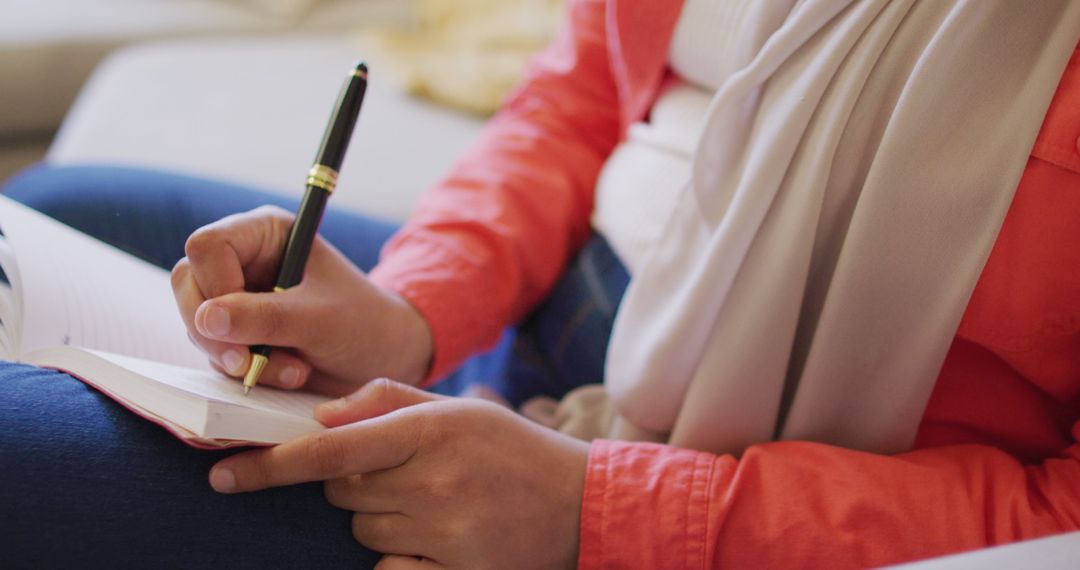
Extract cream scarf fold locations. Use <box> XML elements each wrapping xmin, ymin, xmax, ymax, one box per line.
<box><xmin>602</xmin><ymin>0</ymin><xmax>1080</xmax><ymax>455</ymax></box>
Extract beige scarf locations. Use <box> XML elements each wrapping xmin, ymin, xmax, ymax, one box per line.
<box><xmin>591</xmin><ymin>0</ymin><xmax>1080</xmax><ymax>456</ymax></box>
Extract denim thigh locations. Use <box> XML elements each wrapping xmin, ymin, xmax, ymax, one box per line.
<box><xmin>0</xmin><ymin>363</ymin><xmax>377</xmax><ymax>568</ymax></box>
<box><xmin>2</xmin><ymin>163</ymin><xmax>398</xmax><ymax>272</ymax></box>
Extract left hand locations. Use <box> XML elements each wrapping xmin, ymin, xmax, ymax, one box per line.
<box><xmin>209</xmin><ymin>379</ymin><xmax>590</xmax><ymax>569</ymax></box>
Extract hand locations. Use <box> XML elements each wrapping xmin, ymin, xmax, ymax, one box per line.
<box><xmin>209</xmin><ymin>379</ymin><xmax>590</xmax><ymax>569</ymax></box>
<box><xmin>171</xmin><ymin>206</ymin><xmax>432</xmax><ymax>395</ymax></box>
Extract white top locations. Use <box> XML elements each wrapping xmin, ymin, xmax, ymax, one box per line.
<box><xmin>591</xmin><ymin>0</ymin><xmax>757</xmax><ymax>273</ymax></box>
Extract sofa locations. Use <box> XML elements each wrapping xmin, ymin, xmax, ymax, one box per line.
<box><xmin>1</xmin><ymin>0</ymin><xmax>484</xmax><ymax>219</ymax></box>
<box><xmin>47</xmin><ymin>37</ymin><xmax>485</xmax><ymax>220</ymax></box>
<box><xmin>1</xmin><ymin>0</ymin><xmax>407</xmax><ymax>137</ymax></box>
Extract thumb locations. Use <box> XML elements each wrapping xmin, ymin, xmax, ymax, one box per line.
<box><xmin>316</xmin><ymin>378</ymin><xmax>445</xmax><ymax>427</ymax></box>
<box><xmin>195</xmin><ymin>288</ymin><xmax>309</xmax><ymax>347</ymax></box>
<box><xmin>375</xmin><ymin>555</ymin><xmax>442</xmax><ymax>570</ymax></box>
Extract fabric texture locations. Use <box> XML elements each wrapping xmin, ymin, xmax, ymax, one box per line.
<box><xmin>592</xmin><ymin>0</ymin><xmax>767</xmax><ymax>274</ymax></box>
<box><xmin>368</xmin><ymin>0</ymin><xmax>627</xmax><ymax>382</ymax></box>
<box><xmin>368</xmin><ymin>0</ymin><xmax>1080</xmax><ymax>566</ymax></box>
<box><xmin>589</xmin><ymin>81</ymin><xmax>709</xmax><ymax>275</ymax></box>
<box><xmin>605</xmin><ymin>0</ymin><xmax>1080</xmax><ymax>455</ymax></box>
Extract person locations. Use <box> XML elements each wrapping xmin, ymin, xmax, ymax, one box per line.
<box><xmin>5</xmin><ymin>0</ymin><xmax>1080</xmax><ymax>567</ymax></box>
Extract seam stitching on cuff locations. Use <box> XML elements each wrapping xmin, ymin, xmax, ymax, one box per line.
<box><xmin>599</xmin><ymin>442</ymin><xmax>612</xmax><ymax>568</ymax></box>
<box><xmin>698</xmin><ymin>453</ymin><xmax>716</xmax><ymax>569</ymax></box>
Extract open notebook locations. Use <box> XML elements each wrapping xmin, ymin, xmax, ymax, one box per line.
<box><xmin>0</xmin><ymin>196</ymin><xmax>331</xmax><ymax>447</ymax></box>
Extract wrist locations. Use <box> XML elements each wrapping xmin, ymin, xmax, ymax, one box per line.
<box><xmin>380</xmin><ymin>290</ymin><xmax>434</xmax><ymax>386</ymax></box>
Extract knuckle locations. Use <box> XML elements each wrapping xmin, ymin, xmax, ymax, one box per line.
<box><xmin>419</xmin><ymin>468</ymin><xmax>463</xmax><ymax>502</ymax></box>
<box><xmin>412</xmin><ymin>414</ymin><xmax>449</xmax><ymax>461</ymax></box>
<box><xmin>351</xmin><ymin>514</ymin><xmax>392</xmax><ymax>548</ymax></box>
<box><xmin>184</xmin><ymin>226</ymin><xmax>222</xmax><ymax>261</ymax></box>
<box><xmin>253</xmin><ymin>204</ymin><xmax>286</xmax><ymax>217</ymax></box>
<box><xmin>421</xmin><ymin>407</ymin><xmax>469</xmax><ymax>446</ymax></box>
<box><xmin>323</xmin><ymin>478</ymin><xmax>346</xmax><ymax>507</ymax></box>
<box><xmin>245</xmin><ymin>455</ymin><xmax>275</xmax><ymax>490</ymax></box>
<box><xmin>253</xmin><ymin>205</ymin><xmax>293</xmax><ymax>228</ymax></box>
<box><xmin>257</xmin><ymin>297</ymin><xmax>287</xmax><ymax>338</ymax></box>
<box><xmin>371</xmin><ymin>376</ymin><xmax>397</xmax><ymax>397</ymax></box>
<box><xmin>351</xmin><ymin>513</ymin><xmax>371</xmax><ymax>544</ymax></box>
<box><xmin>443</xmin><ymin>517</ymin><xmax>478</xmax><ymax>544</ymax></box>
<box><xmin>350</xmin><ymin>513</ymin><xmax>363</xmax><ymax>543</ymax></box>
<box><xmin>307</xmin><ymin>432</ymin><xmax>347</xmax><ymax>476</ymax></box>
<box><xmin>366</xmin><ymin>378</ymin><xmax>398</xmax><ymax>413</ymax></box>
<box><xmin>170</xmin><ymin>258</ymin><xmax>191</xmax><ymax>289</ymax></box>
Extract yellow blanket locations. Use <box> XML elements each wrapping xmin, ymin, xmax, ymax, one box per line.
<box><xmin>365</xmin><ymin>0</ymin><xmax>563</xmax><ymax>116</ymax></box>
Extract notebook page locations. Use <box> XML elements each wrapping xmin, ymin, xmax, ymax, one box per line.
<box><xmin>94</xmin><ymin>349</ymin><xmax>331</xmax><ymax>419</ymax></box>
<box><xmin>0</xmin><ymin>235</ymin><xmax>19</xmax><ymax>358</ymax></box>
<box><xmin>0</xmin><ymin>197</ymin><xmax>208</xmax><ymax>369</ymax></box>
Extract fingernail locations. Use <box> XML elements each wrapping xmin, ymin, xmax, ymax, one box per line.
<box><xmin>222</xmin><ymin>349</ymin><xmax>245</xmax><ymax>375</ymax></box>
<box><xmin>316</xmin><ymin>398</ymin><xmax>347</xmax><ymax>414</ymax></box>
<box><xmin>210</xmin><ymin>467</ymin><xmax>236</xmax><ymax>493</ymax></box>
<box><xmin>279</xmin><ymin>365</ymin><xmax>301</xmax><ymax>389</ymax></box>
<box><xmin>204</xmin><ymin>305</ymin><xmax>231</xmax><ymax>338</ymax></box>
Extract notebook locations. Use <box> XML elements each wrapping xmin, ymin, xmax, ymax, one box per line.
<box><xmin>0</xmin><ymin>196</ymin><xmax>330</xmax><ymax>448</ymax></box>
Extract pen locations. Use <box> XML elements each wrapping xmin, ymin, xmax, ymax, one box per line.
<box><xmin>243</xmin><ymin>60</ymin><xmax>369</xmax><ymax>394</ymax></box>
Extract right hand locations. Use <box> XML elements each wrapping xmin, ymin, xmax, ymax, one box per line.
<box><xmin>171</xmin><ymin>205</ymin><xmax>433</xmax><ymax>396</ymax></box>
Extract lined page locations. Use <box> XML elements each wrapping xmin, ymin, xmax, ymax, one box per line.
<box><xmin>0</xmin><ymin>235</ymin><xmax>18</xmax><ymax>359</ymax></box>
<box><xmin>0</xmin><ymin>197</ymin><xmax>207</xmax><ymax>369</ymax></box>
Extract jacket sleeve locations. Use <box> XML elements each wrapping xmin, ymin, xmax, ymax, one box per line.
<box><xmin>577</xmin><ymin>432</ymin><xmax>1080</xmax><ymax>569</ymax></box>
<box><xmin>572</xmin><ymin>32</ymin><xmax>1080</xmax><ymax>570</ymax></box>
<box><xmin>368</xmin><ymin>0</ymin><xmax>621</xmax><ymax>383</ymax></box>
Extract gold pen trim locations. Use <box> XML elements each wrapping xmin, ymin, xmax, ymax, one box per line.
<box><xmin>273</xmin><ymin>286</ymin><xmax>286</xmax><ymax>293</ymax></box>
<box><xmin>306</xmin><ymin>164</ymin><xmax>339</xmax><ymax>193</ymax></box>
<box><xmin>352</xmin><ymin>68</ymin><xmax>368</xmax><ymax>80</ymax></box>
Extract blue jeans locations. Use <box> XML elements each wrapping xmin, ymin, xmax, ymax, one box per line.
<box><xmin>0</xmin><ymin>165</ymin><xmax>630</xmax><ymax>567</ymax></box>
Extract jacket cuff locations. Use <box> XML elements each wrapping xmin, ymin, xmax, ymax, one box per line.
<box><xmin>369</xmin><ymin>233</ymin><xmax>506</xmax><ymax>386</ymax></box>
<box><xmin>579</xmin><ymin>439</ymin><xmax>728</xmax><ymax>569</ymax></box>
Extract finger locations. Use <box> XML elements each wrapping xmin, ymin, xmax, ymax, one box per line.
<box><xmin>215</xmin><ymin>350</ymin><xmax>311</xmax><ymax>390</ymax></box>
<box><xmin>173</xmin><ymin>257</ymin><xmax>249</xmax><ymax>376</ymax></box>
<box><xmin>324</xmin><ymin>474</ymin><xmax>399</xmax><ymax>513</ymax></box>
<box><xmin>325</xmin><ymin>476</ymin><xmax>371</xmax><ymax>512</ymax></box>
<box><xmin>305</xmin><ymin>374</ymin><xmax>370</xmax><ymax>398</ymax></box>
<box><xmin>352</xmin><ymin>513</ymin><xmax>424</xmax><ymax>556</ymax></box>
<box><xmin>375</xmin><ymin>555</ymin><xmax>442</xmax><ymax>570</ymax></box>
<box><xmin>459</xmin><ymin>384</ymin><xmax>511</xmax><ymax>407</ymax></box>
<box><xmin>194</xmin><ymin>290</ymin><xmax>310</xmax><ymax>347</ymax></box>
<box><xmin>187</xmin><ymin>281</ymin><xmax>316</xmax><ymax>387</ymax></box>
<box><xmin>324</xmin><ymin>461</ymin><xmax>422</xmax><ymax>514</ymax></box>
<box><xmin>315</xmin><ymin>378</ymin><xmax>446</xmax><ymax>427</ymax></box>
<box><xmin>195</xmin><ymin>330</ymin><xmax>309</xmax><ymax>390</ymax></box>
<box><xmin>253</xmin><ymin>351</ymin><xmax>312</xmax><ymax>390</ymax></box>
<box><xmin>185</xmin><ymin>206</ymin><xmax>294</xmax><ymax>298</ymax></box>
<box><xmin>519</xmin><ymin>396</ymin><xmax>561</xmax><ymax>429</ymax></box>
<box><xmin>209</xmin><ymin>407</ymin><xmax>425</xmax><ymax>493</ymax></box>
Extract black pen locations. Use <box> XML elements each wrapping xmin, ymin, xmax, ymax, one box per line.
<box><xmin>243</xmin><ymin>60</ymin><xmax>369</xmax><ymax>394</ymax></box>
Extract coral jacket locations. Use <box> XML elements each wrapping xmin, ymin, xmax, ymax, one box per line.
<box><xmin>370</xmin><ymin>0</ymin><xmax>1080</xmax><ymax>566</ymax></box>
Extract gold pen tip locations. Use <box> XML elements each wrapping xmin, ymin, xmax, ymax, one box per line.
<box><xmin>242</xmin><ymin>354</ymin><xmax>269</xmax><ymax>396</ymax></box>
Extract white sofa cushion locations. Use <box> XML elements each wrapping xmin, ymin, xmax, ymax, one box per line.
<box><xmin>0</xmin><ymin>0</ymin><xmax>407</xmax><ymax>136</ymax></box>
<box><xmin>48</xmin><ymin>38</ymin><xmax>484</xmax><ymax>221</ymax></box>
